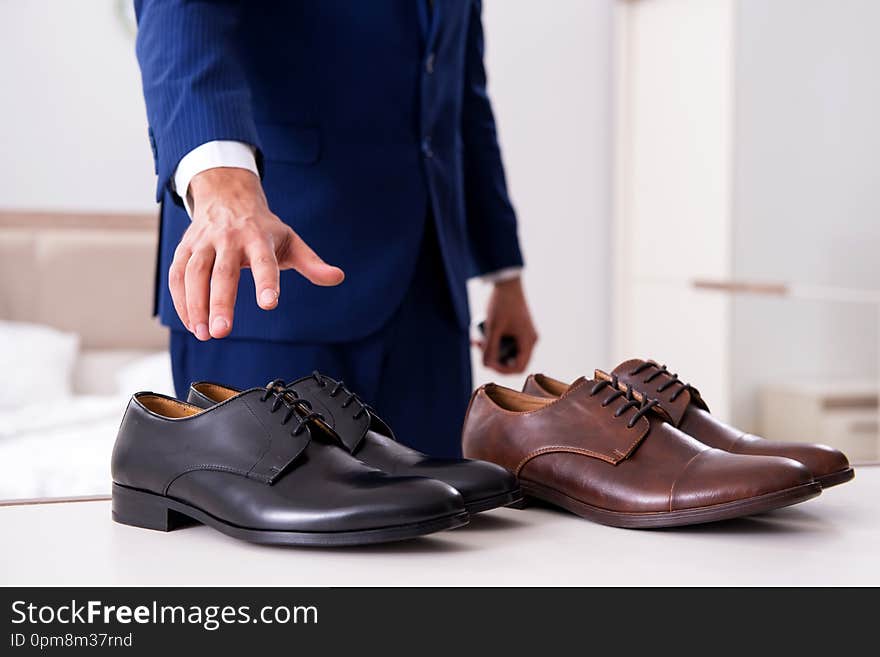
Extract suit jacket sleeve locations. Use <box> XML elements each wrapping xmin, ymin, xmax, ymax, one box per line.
<box><xmin>461</xmin><ymin>0</ymin><xmax>525</xmax><ymax>277</ymax></box>
<box><xmin>134</xmin><ymin>0</ymin><xmax>263</xmax><ymax>204</ymax></box>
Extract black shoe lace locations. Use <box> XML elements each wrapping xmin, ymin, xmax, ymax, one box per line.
<box><xmin>589</xmin><ymin>378</ymin><xmax>659</xmax><ymax>429</ymax></box>
<box><xmin>629</xmin><ymin>362</ymin><xmax>696</xmax><ymax>402</ymax></box>
<box><xmin>311</xmin><ymin>371</ymin><xmax>368</xmax><ymax>420</ymax></box>
<box><xmin>260</xmin><ymin>379</ymin><xmax>325</xmax><ymax>436</ymax></box>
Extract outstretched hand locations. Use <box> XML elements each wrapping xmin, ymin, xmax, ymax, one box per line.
<box><xmin>169</xmin><ymin>167</ymin><xmax>345</xmax><ymax>340</ymax></box>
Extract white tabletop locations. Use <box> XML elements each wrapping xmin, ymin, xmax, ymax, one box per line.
<box><xmin>2</xmin><ymin>467</ymin><xmax>878</xmax><ymax>586</ymax></box>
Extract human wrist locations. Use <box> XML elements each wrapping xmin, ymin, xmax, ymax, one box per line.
<box><xmin>493</xmin><ymin>276</ymin><xmax>523</xmax><ymax>293</ymax></box>
<box><xmin>188</xmin><ymin>167</ymin><xmax>266</xmax><ymax>216</ymax></box>
<box><xmin>173</xmin><ymin>141</ymin><xmax>259</xmax><ymax>218</ymax></box>
<box><xmin>480</xmin><ymin>265</ymin><xmax>522</xmax><ymax>285</ymax></box>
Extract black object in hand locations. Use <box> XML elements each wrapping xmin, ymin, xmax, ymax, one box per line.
<box><xmin>477</xmin><ymin>321</ymin><xmax>519</xmax><ymax>366</ymax></box>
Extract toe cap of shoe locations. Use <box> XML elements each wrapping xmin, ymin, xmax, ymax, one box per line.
<box><xmin>735</xmin><ymin>439</ymin><xmax>849</xmax><ymax>480</ymax></box>
<box><xmin>671</xmin><ymin>449</ymin><xmax>813</xmax><ymax>511</ymax></box>
<box><xmin>408</xmin><ymin>458</ymin><xmax>519</xmax><ymax>505</ymax></box>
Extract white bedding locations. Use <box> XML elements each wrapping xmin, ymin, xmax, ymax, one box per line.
<box><xmin>0</xmin><ymin>342</ymin><xmax>174</xmax><ymax>500</ymax></box>
<box><xmin>0</xmin><ymin>396</ymin><xmax>126</xmax><ymax>498</ymax></box>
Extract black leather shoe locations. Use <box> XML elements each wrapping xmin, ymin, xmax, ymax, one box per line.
<box><xmin>188</xmin><ymin>374</ymin><xmax>523</xmax><ymax>514</ymax></box>
<box><xmin>111</xmin><ymin>384</ymin><xmax>468</xmax><ymax>546</ymax></box>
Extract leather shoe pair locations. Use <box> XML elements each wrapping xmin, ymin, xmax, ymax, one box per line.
<box><xmin>462</xmin><ymin>370</ymin><xmax>823</xmax><ymax>528</ymax></box>
<box><xmin>111</xmin><ymin>381</ymin><xmax>470</xmax><ymax>546</ymax></box>
<box><xmin>186</xmin><ymin>373</ymin><xmax>522</xmax><ymax>515</ymax></box>
<box><xmin>523</xmin><ymin>359</ymin><xmax>854</xmax><ymax>488</ymax></box>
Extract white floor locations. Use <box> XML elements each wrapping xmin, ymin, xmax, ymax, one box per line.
<box><xmin>2</xmin><ymin>467</ymin><xmax>878</xmax><ymax>586</ymax></box>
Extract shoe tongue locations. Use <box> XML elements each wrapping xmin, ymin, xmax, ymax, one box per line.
<box><xmin>610</xmin><ymin>358</ymin><xmax>652</xmax><ymax>377</ymax></box>
<box><xmin>285</xmin><ymin>375</ymin><xmax>372</xmax><ymax>453</ymax></box>
<box><xmin>608</xmin><ymin>359</ymin><xmax>705</xmax><ymax>427</ymax></box>
<box><xmin>592</xmin><ymin>369</ymin><xmax>674</xmax><ymax>424</ymax></box>
<box><xmin>594</xmin><ymin>368</ymin><xmax>646</xmax><ymax>403</ymax></box>
<box><xmin>259</xmin><ymin>383</ymin><xmax>340</xmax><ymax>439</ymax></box>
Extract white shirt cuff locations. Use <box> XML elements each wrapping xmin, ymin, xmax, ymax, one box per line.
<box><xmin>481</xmin><ymin>266</ymin><xmax>523</xmax><ymax>284</ymax></box>
<box><xmin>173</xmin><ymin>140</ymin><xmax>259</xmax><ymax>218</ymax></box>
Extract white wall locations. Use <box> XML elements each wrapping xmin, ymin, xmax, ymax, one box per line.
<box><xmin>0</xmin><ymin>0</ymin><xmax>614</xmax><ymax>386</ymax></box>
<box><xmin>471</xmin><ymin>0</ymin><xmax>614</xmax><ymax>387</ymax></box>
<box><xmin>0</xmin><ymin>1</ymin><xmax>156</xmax><ymax>212</ymax></box>
<box><xmin>612</xmin><ymin>0</ymin><xmax>735</xmax><ymax>417</ymax></box>
<box><xmin>731</xmin><ymin>0</ymin><xmax>880</xmax><ymax>428</ymax></box>
<box><xmin>613</xmin><ymin>0</ymin><xmax>880</xmax><ymax>430</ymax></box>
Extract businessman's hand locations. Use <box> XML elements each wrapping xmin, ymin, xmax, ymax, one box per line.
<box><xmin>479</xmin><ymin>277</ymin><xmax>538</xmax><ymax>374</ymax></box>
<box><xmin>170</xmin><ymin>167</ymin><xmax>345</xmax><ymax>340</ymax></box>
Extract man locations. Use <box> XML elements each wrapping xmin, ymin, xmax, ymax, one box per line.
<box><xmin>134</xmin><ymin>0</ymin><xmax>537</xmax><ymax>457</ymax></box>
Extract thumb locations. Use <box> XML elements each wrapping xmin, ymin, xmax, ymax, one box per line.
<box><xmin>279</xmin><ymin>228</ymin><xmax>345</xmax><ymax>287</ymax></box>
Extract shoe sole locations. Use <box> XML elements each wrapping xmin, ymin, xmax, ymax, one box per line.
<box><xmin>815</xmin><ymin>467</ymin><xmax>855</xmax><ymax>489</ymax></box>
<box><xmin>513</xmin><ymin>480</ymin><xmax>822</xmax><ymax>529</ymax></box>
<box><xmin>111</xmin><ymin>483</ymin><xmax>468</xmax><ymax>546</ymax></box>
<box><xmin>464</xmin><ymin>487</ymin><xmax>524</xmax><ymax>515</ymax></box>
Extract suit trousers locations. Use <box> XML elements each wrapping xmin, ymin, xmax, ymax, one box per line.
<box><xmin>169</xmin><ymin>220</ymin><xmax>472</xmax><ymax>458</ymax></box>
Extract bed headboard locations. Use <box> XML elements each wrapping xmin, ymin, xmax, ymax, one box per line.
<box><xmin>0</xmin><ymin>211</ymin><xmax>167</xmax><ymax>350</ymax></box>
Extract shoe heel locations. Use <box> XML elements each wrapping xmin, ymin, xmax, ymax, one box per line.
<box><xmin>112</xmin><ymin>484</ymin><xmax>191</xmax><ymax>532</ymax></box>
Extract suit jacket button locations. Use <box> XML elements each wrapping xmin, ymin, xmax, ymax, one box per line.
<box><xmin>421</xmin><ymin>136</ymin><xmax>433</xmax><ymax>158</ymax></box>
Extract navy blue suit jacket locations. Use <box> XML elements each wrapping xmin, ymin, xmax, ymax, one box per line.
<box><xmin>135</xmin><ymin>0</ymin><xmax>523</xmax><ymax>342</ymax></box>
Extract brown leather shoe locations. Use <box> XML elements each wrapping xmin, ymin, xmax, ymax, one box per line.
<box><xmin>523</xmin><ymin>360</ymin><xmax>854</xmax><ymax>489</ymax></box>
<box><xmin>462</xmin><ymin>378</ymin><xmax>820</xmax><ymax>528</ymax></box>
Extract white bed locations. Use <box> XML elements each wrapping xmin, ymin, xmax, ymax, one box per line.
<box><xmin>0</xmin><ymin>211</ymin><xmax>171</xmax><ymax>501</ymax></box>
